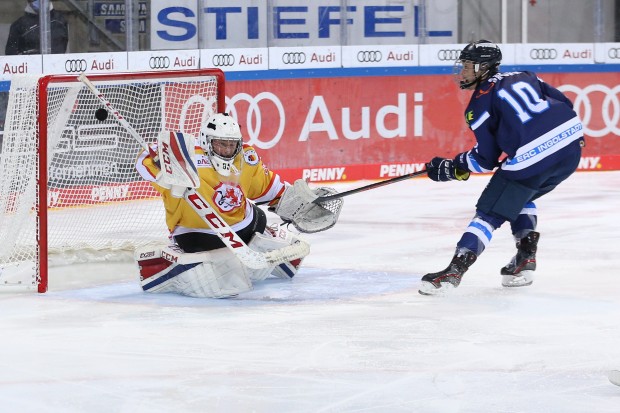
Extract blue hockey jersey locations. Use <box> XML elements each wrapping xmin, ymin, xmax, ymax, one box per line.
<box><xmin>453</xmin><ymin>71</ymin><xmax>584</xmax><ymax>179</ymax></box>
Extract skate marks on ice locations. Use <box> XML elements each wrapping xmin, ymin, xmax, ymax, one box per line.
<box><xmin>49</xmin><ymin>267</ymin><xmax>421</xmax><ymax>306</ymax></box>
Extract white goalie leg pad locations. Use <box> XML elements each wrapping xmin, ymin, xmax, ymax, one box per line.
<box><xmin>248</xmin><ymin>225</ymin><xmax>308</xmax><ymax>279</ymax></box>
<box><xmin>135</xmin><ymin>246</ymin><xmax>252</xmax><ymax>298</ymax></box>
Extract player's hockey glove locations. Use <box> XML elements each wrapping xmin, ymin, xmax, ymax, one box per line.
<box><xmin>426</xmin><ymin>157</ymin><xmax>470</xmax><ymax>182</ymax></box>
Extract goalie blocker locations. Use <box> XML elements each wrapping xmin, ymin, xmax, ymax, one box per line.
<box><xmin>136</xmin><ymin>224</ymin><xmax>306</xmax><ymax>298</ymax></box>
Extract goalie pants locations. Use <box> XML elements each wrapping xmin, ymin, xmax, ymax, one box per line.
<box><xmin>174</xmin><ymin>204</ymin><xmax>267</xmax><ymax>253</ymax></box>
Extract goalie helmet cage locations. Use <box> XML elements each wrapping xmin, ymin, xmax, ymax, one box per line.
<box><xmin>0</xmin><ymin>69</ymin><xmax>225</xmax><ymax>293</ymax></box>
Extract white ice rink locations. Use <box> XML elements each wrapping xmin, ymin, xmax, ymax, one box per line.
<box><xmin>1</xmin><ymin>171</ymin><xmax>619</xmax><ymax>412</ymax></box>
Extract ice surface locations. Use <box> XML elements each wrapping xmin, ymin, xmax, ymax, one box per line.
<box><xmin>1</xmin><ymin>171</ymin><xmax>619</xmax><ymax>412</ymax></box>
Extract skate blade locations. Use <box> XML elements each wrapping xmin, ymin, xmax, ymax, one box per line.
<box><xmin>418</xmin><ymin>281</ymin><xmax>455</xmax><ymax>296</ymax></box>
<box><xmin>502</xmin><ymin>270</ymin><xmax>534</xmax><ymax>287</ymax></box>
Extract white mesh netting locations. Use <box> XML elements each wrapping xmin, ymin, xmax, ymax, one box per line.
<box><xmin>0</xmin><ymin>71</ymin><xmax>221</xmax><ymax>290</ymax></box>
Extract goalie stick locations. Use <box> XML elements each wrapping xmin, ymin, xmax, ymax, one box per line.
<box><xmin>312</xmin><ymin>169</ymin><xmax>428</xmax><ymax>203</ymax></box>
<box><xmin>77</xmin><ymin>73</ymin><xmax>308</xmax><ymax>270</ymax></box>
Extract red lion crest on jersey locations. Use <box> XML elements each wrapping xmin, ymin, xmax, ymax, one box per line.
<box><xmin>212</xmin><ymin>183</ymin><xmax>244</xmax><ymax>212</ymax></box>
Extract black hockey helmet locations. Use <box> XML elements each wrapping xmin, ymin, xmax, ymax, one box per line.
<box><xmin>454</xmin><ymin>40</ymin><xmax>502</xmax><ymax>89</ymax></box>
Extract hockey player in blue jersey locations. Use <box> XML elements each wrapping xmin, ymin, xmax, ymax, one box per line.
<box><xmin>419</xmin><ymin>40</ymin><xmax>584</xmax><ymax>295</ymax></box>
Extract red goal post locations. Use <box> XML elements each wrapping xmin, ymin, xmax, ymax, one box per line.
<box><xmin>0</xmin><ymin>69</ymin><xmax>225</xmax><ymax>292</ymax></box>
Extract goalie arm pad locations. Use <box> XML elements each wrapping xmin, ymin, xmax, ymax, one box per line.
<box><xmin>274</xmin><ymin>179</ymin><xmax>343</xmax><ymax>233</ymax></box>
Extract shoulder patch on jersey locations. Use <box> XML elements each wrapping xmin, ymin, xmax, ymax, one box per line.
<box><xmin>244</xmin><ymin>149</ymin><xmax>260</xmax><ymax>165</ymax></box>
<box><xmin>465</xmin><ymin>110</ymin><xmax>475</xmax><ymax>125</ymax></box>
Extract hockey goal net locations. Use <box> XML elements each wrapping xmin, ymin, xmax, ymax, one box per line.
<box><xmin>0</xmin><ymin>69</ymin><xmax>225</xmax><ymax>292</ymax></box>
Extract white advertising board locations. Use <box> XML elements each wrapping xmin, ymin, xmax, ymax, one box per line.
<box><xmin>127</xmin><ymin>49</ymin><xmax>200</xmax><ymax>72</ymax></box>
<box><xmin>342</xmin><ymin>45</ymin><xmax>419</xmax><ymax>68</ymax></box>
<box><xmin>269</xmin><ymin>46</ymin><xmax>341</xmax><ymax>70</ymax></box>
<box><xmin>42</xmin><ymin>52</ymin><xmax>129</xmax><ymax>75</ymax></box>
<box><xmin>0</xmin><ymin>55</ymin><xmax>44</xmax><ymax>82</ymax></box>
<box><xmin>200</xmin><ymin>48</ymin><xmax>269</xmax><ymax>72</ymax></box>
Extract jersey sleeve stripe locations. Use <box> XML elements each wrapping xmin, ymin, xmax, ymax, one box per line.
<box><xmin>253</xmin><ymin>175</ymin><xmax>286</xmax><ymax>204</ymax></box>
<box><xmin>470</xmin><ymin>111</ymin><xmax>491</xmax><ymax>131</ymax></box>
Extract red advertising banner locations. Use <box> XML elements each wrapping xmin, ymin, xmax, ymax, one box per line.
<box><xmin>226</xmin><ymin>72</ymin><xmax>620</xmax><ymax>182</ymax></box>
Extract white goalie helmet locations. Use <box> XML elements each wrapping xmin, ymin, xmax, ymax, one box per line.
<box><xmin>199</xmin><ymin>113</ymin><xmax>243</xmax><ymax>176</ymax></box>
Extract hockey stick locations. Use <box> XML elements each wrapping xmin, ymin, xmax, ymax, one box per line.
<box><xmin>312</xmin><ymin>169</ymin><xmax>428</xmax><ymax>203</ymax></box>
<box><xmin>77</xmin><ymin>73</ymin><xmax>308</xmax><ymax>269</ymax></box>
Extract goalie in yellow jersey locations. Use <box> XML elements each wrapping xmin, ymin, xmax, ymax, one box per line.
<box><xmin>134</xmin><ymin>113</ymin><xmax>342</xmax><ymax>298</ymax></box>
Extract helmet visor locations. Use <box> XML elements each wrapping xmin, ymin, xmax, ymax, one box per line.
<box><xmin>209</xmin><ymin>137</ymin><xmax>241</xmax><ymax>160</ymax></box>
<box><xmin>453</xmin><ymin>60</ymin><xmax>479</xmax><ymax>89</ymax></box>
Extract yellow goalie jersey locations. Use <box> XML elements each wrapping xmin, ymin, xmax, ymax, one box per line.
<box><xmin>135</xmin><ymin>143</ymin><xmax>287</xmax><ymax>237</ymax></box>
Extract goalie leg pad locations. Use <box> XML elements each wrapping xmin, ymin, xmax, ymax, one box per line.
<box><xmin>137</xmin><ymin>247</ymin><xmax>252</xmax><ymax>298</ymax></box>
<box><xmin>138</xmin><ymin>256</ymin><xmax>180</xmax><ymax>293</ymax></box>
<box><xmin>249</xmin><ymin>226</ymin><xmax>307</xmax><ymax>279</ymax></box>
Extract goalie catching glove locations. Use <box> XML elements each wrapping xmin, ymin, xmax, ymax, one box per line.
<box><xmin>274</xmin><ymin>179</ymin><xmax>343</xmax><ymax>233</ymax></box>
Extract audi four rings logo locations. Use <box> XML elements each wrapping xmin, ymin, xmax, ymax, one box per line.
<box><xmin>530</xmin><ymin>48</ymin><xmax>558</xmax><ymax>60</ymax></box>
<box><xmin>357</xmin><ymin>51</ymin><xmax>382</xmax><ymax>63</ymax></box>
<box><xmin>437</xmin><ymin>49</ymin><xmax>461</xmax><ymax>61</ymax></box>
<box><xmin>558</xmin><ymin>84</ymin><xmax>620</xmax><ymax>137</ymax></box>
<box><xmin>65</xmin><ymin>59</ymin><xmax>87</xmax><ymax>73</ymax></box>
<box><xmin>149</xmin><ymin>56</ymin><xmax>170</xmax><ymax>69</ymax></box>
<box><xmin>608</xmin><ymin>48</ymin><xmax>620</xmax><ymax>59</ymax></box>
<box><xmin>282</xmin><ymin>52</ymin><xmax>306</xmax><ymax>64</ymax></box>
<box><xmin>225</xmin><ymin>92</ymin><xmax>285</xmax><ymax>150</ymax></box>
<box><xmin>212</xmin><ymin>54</ymin><xmax>235</xmax><ymax>66</ymax></box>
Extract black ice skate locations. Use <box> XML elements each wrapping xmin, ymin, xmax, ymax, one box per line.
<box><xmin>501</xmin><ymin>231</ymin><xmax>540</xmax><ymax>287</ymax></box>
<box><xmin>419</xmin><ymin>251</ymin><xmax>477</xmax><ymax>295</ymax></box>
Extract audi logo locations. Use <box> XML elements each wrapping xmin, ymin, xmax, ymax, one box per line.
<box><xmin>437</xmin><ymin>49</ymin><xmax>461</xmax><ymax>61</ymax></box>
<box><xmin>530</xmin><ymin>48</ymin><xmax>558</xmax><ymax>60</ymax></box>
<box><xmin>65</xmin><ymin>59</ymin><xmax>87</xmax><ymax>73</ymax></box>
<box><xmin>558</xmin><ymin>84</ymin><xmax>620</xmax><ymax>137</ymax></box>
<box><xmin>225</xmin><ymin>92</ymin><xmax>285</xmax><ymax>150</ymax></box>
<box><xmin>608</xmin><ymin>48</ymin><xmax>620</xmax><ymax>59</ymax></box>
<box><xmin>212</xmin><ymin>54</ymin><xmax>235</xmax><ymax>67</ymax></box>
<box><xmin>282</xmin><ymin>52</ymin><xmax>306</xmax><ymax>65</ymax></box>
<box><xmin>357</xmin><ymin>50</ymin><xmax>382</xmax><ymax>63</ymax></box>
<box><xmin>149</xmin><ymin>56</ymin><xmax>170</xmax><ymax>69</ymax></box>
